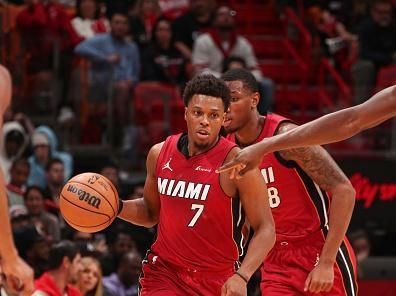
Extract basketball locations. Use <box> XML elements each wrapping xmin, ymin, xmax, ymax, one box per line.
<box><xmin>60</xmin><ymin>172</ymin><xmax>119</xmax><ymax>233</ymax></box>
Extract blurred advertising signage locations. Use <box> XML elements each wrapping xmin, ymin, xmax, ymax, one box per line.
<box><xmin>350</xmin><ymin>173</ymin><xmax>396</xmax><ymax>208</ymax></box>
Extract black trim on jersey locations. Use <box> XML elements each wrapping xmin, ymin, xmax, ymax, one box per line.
<box><xmin>322</xmin><ymin>229</ymin><xmax>358</xmax><ymax>296</ymax></box>
<box><xmin>294</xmin><ymin>165</ymin><xmax>330</xmax><ymax>228</ymax></box>
<box><xmin>271</xmin><ymin>119</ymin><xmax>298</xmax><ymax>168</ymax></box>
<box><xmin>232</xmin><ymin>197</ymin><xmax>246</xmax><ymax>257</ymax></box>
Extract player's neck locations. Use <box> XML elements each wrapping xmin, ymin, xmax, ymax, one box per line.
<box><xmin>187</xmin><ymin>135</ymin><xmax>219</xmax><ymax>157</ymax></box>
<box><xmin>235</xmin><ymin>112</ymin><xmax>264</xmax><ymax>148</ymax></box>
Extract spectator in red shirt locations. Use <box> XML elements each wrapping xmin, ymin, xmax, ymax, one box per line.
<box><xmin>33</xmin><ymin>241</ymin><xmax>82</xmax><ymax>296</ymax></box>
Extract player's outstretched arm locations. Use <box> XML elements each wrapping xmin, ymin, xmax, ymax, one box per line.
<box><xmin>221</xmin><ymin>148</ymin><xmax>275</xmax><ymax>296</ymax></box>
<box><xmin>118</xmin><ymin>143</ymin><xmax>162</xmax><ymax>228</ymax></box>
<box><xmin>218</xmin><ymin>85</ymin><xmax>396</xmax><ymax>176</ymax></box>
<box><xmin>0</xmin><ymin>65</ymin><xmax>34</xmax><ymax>295</ymax></box>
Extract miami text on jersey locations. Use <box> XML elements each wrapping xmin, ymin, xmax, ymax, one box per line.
<box><xmin>157</xmin><ymin>177</ymin><xmax>211</xmax><ymax>201</ymax></box>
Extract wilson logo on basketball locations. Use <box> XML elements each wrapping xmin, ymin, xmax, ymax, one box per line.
<box><xmin>67</xmin><ymin>184</ymin><xmax>101</xmax><ymax>209</ymax></box>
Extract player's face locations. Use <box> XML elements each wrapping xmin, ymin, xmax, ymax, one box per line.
<box><xmin>185</xmin><ymin>94</ymin><xmax>225</xmax><ymax>150</ymax></box>
<box><xmin>224</xmin><ymin>80</ymin><xmax>259</xmax><ymax>133</ymax></box>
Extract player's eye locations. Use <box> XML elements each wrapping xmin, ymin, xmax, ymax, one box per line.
<box><xmin>210</xmin><ymin>113</ymin><xmax>219</xmax><ymax>119</ymax></box>
<box><xmin>231</xmin><ymin>97</ymin><xmax>239</xmax><ymax>102</ymax></box>
<box><xmin>193</xmin><ymin>110</ymin><xmax>202</xmax><ymax>116</ymax></box>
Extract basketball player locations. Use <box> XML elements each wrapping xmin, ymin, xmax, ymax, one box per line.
<box><xmin>0</xmin><ymin>65</ymin><xmax>34</xmax><ymax>295</ymax></box>
<box><xmin>218</xmin><ymin>85</ymin><xmax>396</xmax><ymax>176</ymax></box>
<box><xmin>221</xmin><ymin>69</ymin><xmax>357</xmax><ymax>295</ymax></box>
<box><xmin>118</xmin><ymin>74</ymin><xmax>275</xmax><ymax>295</ymax></box>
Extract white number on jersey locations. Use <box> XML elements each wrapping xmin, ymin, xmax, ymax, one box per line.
<box><xmin>268</xmin><ymin>187</ymin><xmax>281</xmax><ymax>208</ymax></box>
<box><xmin>188</xmin><ymin>204</ymin><xmax>204</xmax><ymax>227</ymax></box>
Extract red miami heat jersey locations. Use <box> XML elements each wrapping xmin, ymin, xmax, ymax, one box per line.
<box><xmin>151</xmin><ymin>134</ymin><xmax>245</xmax><ymax>272</ymax></box>
<box><xmin>228</xmin><ymin>113</ymin><xmax>331</xmax><ymax>239</ymax></box>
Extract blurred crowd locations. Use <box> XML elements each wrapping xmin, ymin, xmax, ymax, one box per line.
<box><xmin>1</xmin><ymin>0</ymin><xmax>396</xmax><ymax>294</ymax></box>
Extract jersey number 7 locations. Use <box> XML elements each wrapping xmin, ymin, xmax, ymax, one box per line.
<box><xmin>188</xmin><ymin>204</ymin><xmax>204</xmax><ymax>227</ymax></box>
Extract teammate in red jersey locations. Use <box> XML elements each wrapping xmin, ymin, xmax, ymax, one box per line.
<box><xmin>118</xmin><ymin>74</ymin><xmax>275</xmax><ymax>296</ymax></box>
<box><xmin>0</xmin><ymin>65</ymin><xmax>34</xmax><ymax>296</ymax></box>
<box><xmin>218</xmin><ymin>85</ymin><xmax>396</xmax><ymax>176</ymax></box>
<box><xmin>221</xmin><ymin>69</ymin><xmax>357</xmax><ymax>295</ymax></box>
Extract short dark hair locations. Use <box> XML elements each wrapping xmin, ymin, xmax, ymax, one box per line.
<box><xmin>182</xmin><ymin>74</ymin><xmax>231</xmax><ymax>110</ymax></box>
<box><xmin>24</xmin><ymin>185</ymin><xmax>44</xmax><ymax>201</ymax></box>
<box><xmin>48</xmin><ymin>241</ymin><xmax>79</xmax><ymax>270</ymax></box>
<box><xmin>110</xmin><ymin>11</ymin><xmax>129</xmax><ymax>21</ymax></box>
<box><xmin>222</xmin><ymin>56</ymin><xmax>247</xmax><ymax>72</ymax></box>
<box><xmin>222</xmin><ymin>68</ymin><xmax>259</xmax><ymax>92</ymax></box>
<box><xmin>46</xmin><ymin>158</ymin><xmax>64</xmax><ymax>172</ymax></box>
<box><xmin>10</xmin><ymin>158</ymin><xmax>30</xmax><ymax>170</ymax></box>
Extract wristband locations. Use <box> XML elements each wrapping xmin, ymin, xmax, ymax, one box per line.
<box><xmin>117</xmin><ymin>199</ymin><xmax>124</xmax><ymax>215</ymax></box>
<box><xmin>234</xmin><ymin>270</ymin><xmax>248</xmax><ymax>284</ymax></box>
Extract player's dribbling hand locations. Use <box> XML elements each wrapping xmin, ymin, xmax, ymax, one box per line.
<box><xmin>221</xmin><ymin>274</ymin><xmax>247</xmax><ymax>296</ymax></box>
<box><xmin>216</xmin><ymin>144</ymin><xmax>264</xmax><ymax>178</ymax></box>
<box><xmin>304</xmin><ymin>262</ymin><xmax>334</xmax><ymax>293</ymax></box>
<box><xmin>1</xmin><ymin>255</ymin><xmax>34</xmax><ymax>296</ymax></box>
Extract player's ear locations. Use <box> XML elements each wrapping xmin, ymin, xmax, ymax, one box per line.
<box><xmin>251</xmin><ymin>92</ymin><xmax>260</xmax><ymax>109</ymax></box>
<box><xmin>184</xmin><ymin>107</ymin><xmax>188</xmax><ymax>120</ymax></box>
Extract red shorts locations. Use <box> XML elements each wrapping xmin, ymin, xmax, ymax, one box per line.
<box><xmin>261</xmin><ymin>230</ymin><xmax>358</xmax><ymax>296</ymax></box>
<box><xmin>139</xmin><ymin>252</ymin><xmax>235</xmax><ymax>296</ymax></box>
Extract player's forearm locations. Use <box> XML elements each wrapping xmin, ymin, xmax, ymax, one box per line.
<box><xmin>319</xmin><ymin>183</ymin><xmax>355</xmax><ymax>264</ymax></box>
<box><xmin>118</xmin><ymin>198</ymin><xmax>158</xmax><ymax>228</ymax></box>
<box><xmin>266</xmin><ymin>86</ymin><xmax>396</xmax><ymax>154</ymax></box>
<box><xmin>238</xmin><ymin>224</ymin><xmax>275</xmax><ymax>280</ymax></box>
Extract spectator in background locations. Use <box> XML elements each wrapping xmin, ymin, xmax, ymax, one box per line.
<box><xmin>43</xmin><ymin>158</ymin><xmax>65</xmax><ymax>207</ymax></box>
<box><xmin>75</xmin><ymin>12</ymin><xmax>140</xmax><ymax>144</ymax></box>
<box><xmin>28</xmin><ymin>125</ymin><xmax>73</xmax><ymax>189</ymax></box>
<box><xmin>16</xmin><ymin>0</ymin><xmax>81</xmax><ymax>111</ymax></box>
<box><xmin>7</xmin><ymin>158</ymin><xmax>30</xmax><ymax>208</ymax></box>
<box><xmin>306</xmin><ymin>5</ymin><xmax>358</xmax><ymax>72</ymax></box>
<box><xmin>24</xmin><ymin>186</ymin><xmax>61</xmax><ymax>243</ymax></box>
<box><xmin>193</xmin><ymin>6</ymin><xmax>274</xmax><ymax>110</ymax></box>
<box><xmin>353</xmin><ymin>0</ymin><xmax>396</xmax><ymax>102</ymax></box>
<box><xmin>99</xmin><ymin>161</ymin><xmax>125</xmax><ymax>196</ymax></box>
<box><xmin>9</xmin><ymin>205</ymin><xmax>31</xmax><ymax>232</ymax></box>
<box><xmin>76</xmin><ymin>257</ymin><xmax>106</xmax><ymax>296</ymax></box>
<box><xmin>172</xmin><ymin>0</ymin><xmax>217</xmax><ymax>59</ymax></box>
<box><xmin>13</xmin><ymin>225</ymin><xmax>50</xmax><ymax>279</ymax></box>
<box><xmin>103</xmin><ymin>251</ymin><xmax>141</xmax><ymax>296</ymax></box>
<box><xmin>33</xmin><ymin>241</ymin><xmax>82</xmax><ymax>296</ymax></box>
<box><xmin>72</xmin><ymin>0</ymin><xmax>110</xmax><ymax>40</ymax></box>
<box><xmin>100</xmin><ymin>231</ymin><xmax>137</xmax><ymax>276</ymax></box>
<box><xmin>141</xmin><ymin>17</ymin><xmax>190</xmax><ymax>88</ymax></box>
<box><xmin>0</xmin><ymin>121</ymin><xmax>29</xmax><ymax>181</ymax></box>
<box><xmin>128</xmin><ymin>0</ymin><xmax>161</xmax><ymax>49</ymax></box>
<box><xmin>105</xmin><ymin>0</ymin><xmax>136</xmax><ymax>18</ymax></box>
<box><xmin>349</xmin><ymin>229</ymin><xmax>371</xmax><ymax>278</ymax></box>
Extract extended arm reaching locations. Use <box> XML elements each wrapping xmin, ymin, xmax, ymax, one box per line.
<box><xmin>218</xmin><ymin>86</ymin><xmax>396</xmax><ymax>176</ymax></box>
